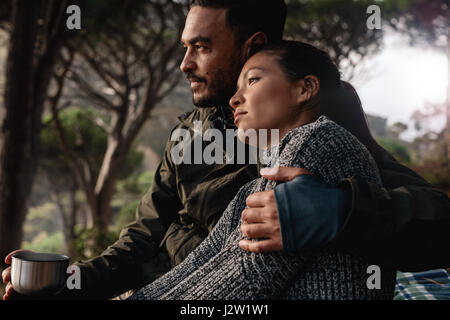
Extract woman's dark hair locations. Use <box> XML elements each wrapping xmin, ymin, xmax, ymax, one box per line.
<box><xmin>253</xmin><ymin>40</ymin><xmax>384</xmax><ymax>162</ymax></box>
<box><xmin>190</xmin><ymin>0</ymin><xmax>287</xmax><ymax>45</ymax></box>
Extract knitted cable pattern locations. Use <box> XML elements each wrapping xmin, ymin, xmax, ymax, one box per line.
<box><xmin>129</xmin><ymin>116</ymin><xmax>394</xmax><ymax>300</ymax></box>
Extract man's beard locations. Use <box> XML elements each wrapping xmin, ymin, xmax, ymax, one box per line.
<box><xmin>192</xmin><ymin>69</ymin><xmax>238</xmax><ymax>108</ymax></box>
<box><xmin>191</xmin><ymin>53</ymin><xmax>243</xmax><ymax>108</ymax></box>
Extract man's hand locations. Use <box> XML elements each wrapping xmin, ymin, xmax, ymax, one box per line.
<box><xmin>239</xmin><ymin>190</ymin><xmax>282</xmax><ymax>253</ymax></box>
<box><xmin>239</xmin><ymin>167</ymin><xmax>311</xmax><ymax>253</ymax></box>
<box><xmin>259</xmin><ymin>166</ymin><xmax>311</xmax><ymax>182</ymax></box>
<box><xmin>2</xmin><ymin>249</ymin><xmax>32</xmax><ymax>300</ymax></box>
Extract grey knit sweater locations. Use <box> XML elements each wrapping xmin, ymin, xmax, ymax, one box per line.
<box><xmin>129</xmin><ymin>116</ymin><xmax>395</xmax><ymax>300</ymax></box>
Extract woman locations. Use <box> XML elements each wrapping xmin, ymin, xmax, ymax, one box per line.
<box><xmin>129</xmin><ymin>41</ymin><xmax>395</xmax><ymax>300</ymax></box>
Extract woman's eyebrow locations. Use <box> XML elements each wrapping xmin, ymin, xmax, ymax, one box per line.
<box><xmin>242</xmin><ymin>67</ymin><xmax>265</xmax><ymax>79</ymax></box>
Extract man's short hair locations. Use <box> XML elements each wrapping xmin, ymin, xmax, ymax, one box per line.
<box><xmin>190</xmin><ymin>0</ymin><xmax>287</xmax><ymax>44</ymax></box>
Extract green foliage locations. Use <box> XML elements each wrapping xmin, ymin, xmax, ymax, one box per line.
<box><xmin>41</xmin><ymin>106</ymin><xmax>144</xmax><ymax>186</ymax></box>
<box><xmin>117</xmin><ymin>171</ymin><xmax>154</xmax><ymax>195</ymax></box>
<box><xmin>23</xmin><ymin>203</ymin><xmax>61</xmax><ymax>243</ymax></box>
<box><xmin>41</xmin><ymin>107</ymin><xmax>108</xmax><ymax>175</ymax></box>
<box><xmin>23</xmin><ymin>232</ymin><xmax>65</xmax><ymax>254</ymax></box>
<box><xmin>35</xmin><ymin>107</ymin><xmax>146</xmax><ymax>261</ymax></box>
<box><xmin>137</xmin><ymin>171</ymin><xmax>155</xmax><ymax>192</ymax></box>
<box><xmin>285</xmin><ymin>0</ymin><xmax>385</xmax><ymax>78</ymax></box>
<box><xmin>377</xmin><ymin>137</ymin><xmax>411</xmax><ymax>163</ymax></box>
<box><xmin>113</xmin><ymin>199</ymin><xmax>141</xmax><ymax>231</ymax></box>
<box><xmin>68</xmin><ymin>168</ymin><xmax>153</xmax><ymax>259</ymax></box>
<box><xmin>113</xmin><ymin>171</ymin><xmax>154</xmax><ymax>230</ymax></box>
<box><xmin>119</xmin><ymin>146</ymin><xmax>145</xmax><ymax>180</ymax></box>
<box><xmin>72</xmin><ymin>226</ymin><xmax>119</xmax><ymax>261</ymax></box>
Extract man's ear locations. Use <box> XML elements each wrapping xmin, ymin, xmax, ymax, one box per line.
<box><xmin>242</xmin><ymin>32</ymin><xmax>268</xmax><ymax>60</ymax></box>
<box><xmin>295</xmin><ymin>75</ymin><xmax>320</xmax><ymax>104</ymax></box>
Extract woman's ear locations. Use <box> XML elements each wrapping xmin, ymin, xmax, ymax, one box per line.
<box><xmin>304</xmin><ymin>75</ymin><xmax>320</xmax><ymax>97</ymax></box>
<box><xmin>242</xmin><ymin>32</ymin><xmax>268</xmax><ymax>60</ymax></box>
<box><xmin>295</xmin><ymin>75</ymin><xmax>320</xmax><ymax>104</ymax></box>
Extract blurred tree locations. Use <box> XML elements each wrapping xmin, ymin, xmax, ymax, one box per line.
<box><xmin>40</xmin><ymin>107</ymin><xmax>144</xmax><ymax>257</ymax></box>
<box><xmin>285</xmin><ymin>0</ymin><xmax>385</xmax><ymax>80</ymax></box>
<box><xmin>23</xmin><ymin>231</ymin><xmax>65</xmax><ymax>254</ymax></box>
<box><xmin>377</xmin><ymin>137</ymin><xmax>411</xmax><ymax>163</ymax></box>
<box><xmin>388</xmin><ymin>121</ymin><xmax>408</xmax><ymax>139</ymax></box>
<box><xmin>410</xmin><ymin>102</ymin><xmax>446</xmax><ymax>163</ymax></box>
<box><xmin>0</xmin><ymin>0</ymin><xmax>185</xmax><ymax>264</ymax></box>
<box><xmin>0</xmin><ymin>0</ymin><xmax>74</xmax><ymax>268</ymax></box>
<box><xmin>411</xmin><ymin>132</ymin><xmax>440</xmax><ymax>162</ymax></box>
<box><xmin>383</xmin><ymin>0</ymin><xmax>449</xmax><ymax>161</ymax></box>
<box><xmin>409</xmin><ymin>101</ymin><xmax>448</xmax><ymax>193</ymax></box>
<box><xmin>411</xmin><ymin>102</ymin><xmax>445</xmax><ymax>133</ymax></box>
<box><xmin>22</xmin><ymin>203</ymin><xmax>61</xmax><ymax>243</ymax></box>
<box><xmin>49</xmin><ymin>0</ymin><xmax>186</xmax><ymax>243</ymax></box>
<box><xmin>366</xmin><ymin>114</ymin><xmax>389</xmax><ymax>138</ymax></box>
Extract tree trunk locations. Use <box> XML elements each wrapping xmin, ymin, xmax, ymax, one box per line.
<box><xmin>51</xmin><ymin>179</ymin><xmax>79</xmax><ymax>256</ymax></box>
<box><xmin>66</xmin><ymin>182</ymin><xmax>80</xmax><ymax>259</ymax></box>
<box><xmin>93</xmin><ymin>137</ymin><xmax>131</xmax><ymax>233</ymax></box>
<box><xmin>0</xmin><ymin>0</ymin><xmax>41</xmax><ymax>269</ymax></box>
<box><xmin>0</xmin><ymin>0</ymin><xmax>66</xmax><ymax>267</ymax></box>
<box><xmin>446</xmin><ymin>37</ymin><xmax>450</xmax><ymax>162</ymax></box>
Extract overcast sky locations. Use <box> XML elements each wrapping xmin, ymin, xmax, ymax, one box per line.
<box><xmin>351</xmin><ymin>34</ymin><xmax>448</xmax><ymax>141</ymax></box>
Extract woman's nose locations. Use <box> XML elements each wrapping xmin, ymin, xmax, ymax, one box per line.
<box><xmin>229</xmin><ymin>92</ymin><xmax>243</xmax><ymax>110</ymax></box>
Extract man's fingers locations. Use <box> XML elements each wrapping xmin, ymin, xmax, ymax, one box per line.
<box><xmin>242</xmin><ymin>208</ymin><xmax>265</xmax><ymax>223</ymax></box>
<box><xmin>242</xmin><ymin>208</ymin><xmax>277</xmax><ymax>224</ymax></box>
<box><xmin>246</xmin><ymin>190</ymin><xmax>275</xmax><ymax>208</ymax></box>
<box><xmin>2</xmin><ymin>267</ymin><xmax>11</xmax><ymax>283</ymax></box>
<box><xmin>239</xmin><ymin>239</ymin><xmax>282</xmax><ymax>253</ymax></box>
<box><xmin>4</xmin><ymin>282</ymin><xmax>13</xmax><ymax>300</ymax></box>
<box><xmin>5</xmin><ymin>249</ymin><xmax>30</xmax><ymax>264</ymax></box>
<box><xmin>240</xmin><ymin>222</ymin><xmax>278</xmax><ymax>239</ymax></box>
<box><xmin>260</xmin><ymin>166</ymin><xmax>312</xmax><ymax>182</ymax></box>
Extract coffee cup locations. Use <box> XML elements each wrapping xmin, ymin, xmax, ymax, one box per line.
<box><xmin>11</xmin><ymin>251</ymin><xmax>69</xmax><ymax>296</ymax></box>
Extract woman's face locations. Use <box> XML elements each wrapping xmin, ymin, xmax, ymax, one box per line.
<box><xmin>229</xmin><ymin>52</ymin><xmax>302</xmax><ymax>145</ymax></box>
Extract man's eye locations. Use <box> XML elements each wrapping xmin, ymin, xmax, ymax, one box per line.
<box><xmin>248</xmin><ymin>77</ymin><xmax>260</xmax><ymax>85</ymax></box>
<box><xmin>195</xmin><ymin>45</ymin><xmax>207</xmax><ymax>50</ymax></box>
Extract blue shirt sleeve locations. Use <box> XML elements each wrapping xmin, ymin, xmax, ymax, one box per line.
<box><xmin>274</xmin><ymin>174</ymin><xmax>351</xmax><ymax>252</ymax></box>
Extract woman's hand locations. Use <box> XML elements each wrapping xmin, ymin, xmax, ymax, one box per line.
<box><xmin>239</xmin><ymin>167</ymin><xmax>311</xmax><ymax>253</ymax></box>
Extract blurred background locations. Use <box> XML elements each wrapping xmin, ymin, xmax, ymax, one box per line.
<box><xmin>0</xmin><ymin>0</ymin><xmax>448</xmax><ymax>297</ymax></box>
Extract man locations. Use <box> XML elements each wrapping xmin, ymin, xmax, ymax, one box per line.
<box><xmin>2</xmin><ymin>0</ymin><xmax>450</xmax><ymax>300</ymax></box>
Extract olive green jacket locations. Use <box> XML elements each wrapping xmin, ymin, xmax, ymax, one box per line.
<box><xmin>67</xmin><ymin>107</ymin><xmax>258</xmax><ymax>299</ymax></box>
<box><xmin>66</xmin><ymin>107</ymin><xmax>450</xmax><ymax>299</ymax></box>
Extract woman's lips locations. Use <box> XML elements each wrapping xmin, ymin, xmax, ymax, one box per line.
<box><xmin>233</xmin><ymin>111</ymin><xmax>247</xmax><ymax>125</ymax></box>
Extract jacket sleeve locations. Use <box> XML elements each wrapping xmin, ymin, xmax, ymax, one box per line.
<box><xmin>275</xmin><ymin>174</ymin><xmax>350</xmax><ymax>251</ymax></box>
<box><xmin>60</xmin><ymin>136</ymin><xmax>182</xmax><ymax>300</ymax></box>
<box><xmin>131</xmin><ymin>121</ymin><xmax>382</xmax><ymax>300</ymax></box>
<box><xmin>129</xmin><ymin>181</ymin><xmax>257</xmax><ymax>300</ymax></box>
<box><xmin>130</xmin><ymin>184</ymin><xmax>307</xmax><ymax>300</ymax></box>
<box><xmin>332</xmin><ymin>151</ymin><xmax>450</xmax><ymax>271</ymax></box>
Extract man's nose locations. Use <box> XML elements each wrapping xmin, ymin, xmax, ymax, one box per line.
<box><xmin>180</xmin><ymin>51</ymin><xmax>196</xmax><ymax>73</ymax></box>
